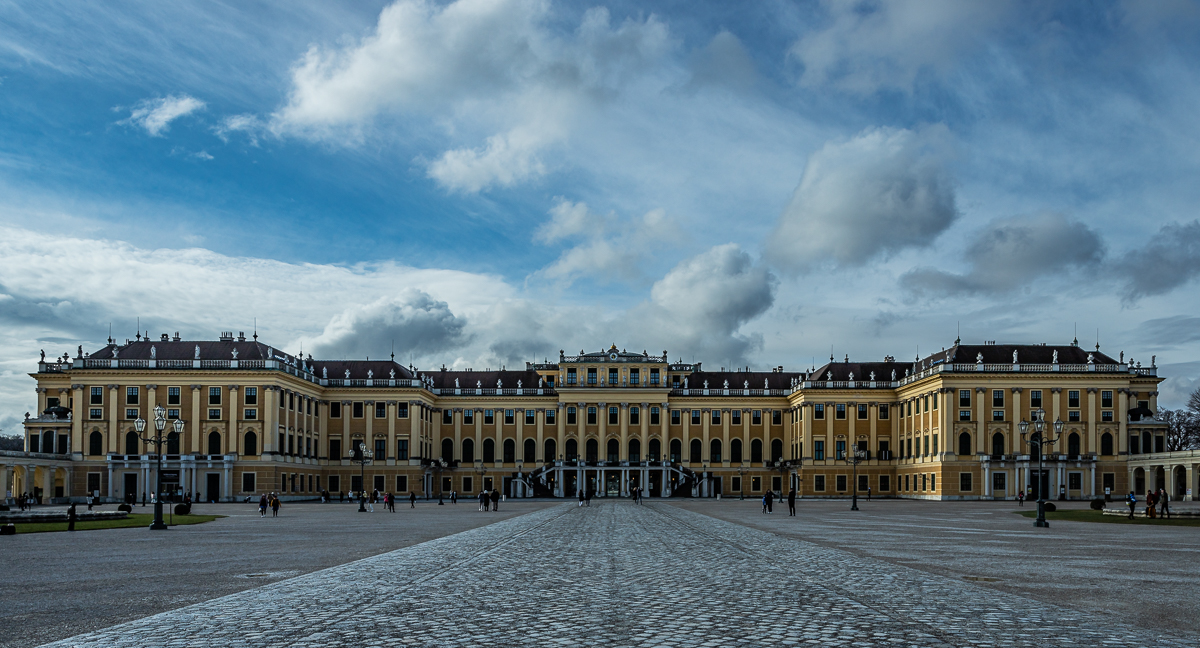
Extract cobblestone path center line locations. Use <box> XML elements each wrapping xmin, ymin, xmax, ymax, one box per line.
<box><xmin>44</xmin><ymin>503</ymin><xmax>1195</xmax><ymax>648</ymax></box>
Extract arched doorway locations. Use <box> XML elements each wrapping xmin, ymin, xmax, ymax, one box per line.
<box><xmin>730</xmin><ymin>438</ymin><xmax>743</xmax><ymax>463</ymax></box>
<box><xmin>243</xmin><ymin>431</ymin><xmax>257</xmax><ymax>456</ymax></box>
<box><xmin>89</xmin><ymin>430</ymin><xmax>103</xmax><ymax>456</ymax></box>
<box><xmin>544</xmin><ymin>438</ymin><xmax>556</xmax><ymax>462</ymax></box>
<box><xmin>648</xmin><ymin>438</ymin><xmax>661</xmax><ymax>461</ymax></box>
<box><xmin>1100</xmin><ymin>432</ymin><xmax>1113</xmax><ymax>456</ymax></box>
<box><xmin>442</xmin><ymin>438</ymin><xmax>454</xmax><ymax>461</ymax></box>
<box><xmin>565</xmin><ymin>438</ymin><xmax>577</xmax><ymax>461</ymax></box>
<box><xmin>606</xmin><ymin>438</ymin><xmax>619</xmax><ymax>462</ymax></box>
<box><xmin>1133</xmin><ymin>467</ymin><xmax>1145</xmax><ymax>494</ymax></box>
<box><xmin>585</xmin><ymin>439</ymin><xmax>598</xmax><ymax>462</ymax></box>
<box><xmin>689</xmin><ymin>439</ymin><xmax>702</xmax><ymax>463</ymax></box>
<box><xmin>750</xmin><ymin>439</ymin><xmax>763</xmax><ymax>463</ymax></box>
<box><xmin>125</xmin><ymin>431</ymin><xmax>140</xmax><ymax>456</ymax></box>
<box><xmin>628</xmin><ymin>438</ymin><xmax>641</xmax><ymax>462</ymax></box>
<box><xmin>991</xmin><ymin>432</ymin><xmax>1004</xmax><ymax>457</ymax></box>
<box><xmin>1067</xmin><ymin>433</ymin><xmax>1080</xmax><ymax>456</ymax></box>
<box><xmin>482</xmin><ymin>438</ymin><xmax>495</xmax><ymax>463</ymax></box>
<box><xmin>207</xmin><ymin>431</ymin><xmax>222</xmax><ymax>456</ymax></box>
<box><xmin>770</xmin><ymin>439</ymin><xmax>783</xmax><ymax>462</ymax></box>
<box><xmin>669</xmin><ymin>439</ymin><xmax>681</xmax><ymax>463</ymax></box>
<box><xmin>958</xmin><ymin>432</ymin><xmax>971</xmax><ymax>456</ymax></box>
<box><xmin>523</xmin><ymin>438</ymin><xmax>535</xmax><ymax>463</ymax></box>
<box><xmin>462</xmin><ymin>438</ymin><xmax>475</xmax><ymax>463</ymax></box>
<box><xmin>167</xmin><ymin>431</ymin><xmax>180</xmax><ymax>455</ymax></box>
<box><xmin>710</xmin><ymin>439</ymin><xmax>722</xmax><ymax>462</ymax></box>
<box><xmin>503</xmin><ymin>439</ymin><xmax>515</xmax><ymax>463</ymax></box>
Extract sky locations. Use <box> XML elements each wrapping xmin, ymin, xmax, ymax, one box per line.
<box><xmin>3</xmin><ymin>0</ymin><xmax>1200</xmax><ymax>434</ymax></box>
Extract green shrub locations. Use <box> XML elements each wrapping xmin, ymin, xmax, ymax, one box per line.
<box><xmin>173</xmin><ymin>503</ymin><xmax>191</xmax><ymax>515</ymax></box>
<box><xmin>117</xmin><ymin>504</ymin><xmax>132</xmax><ymax>513</ymax></box>
<box><xmin>1043</xmin><ymin>502</ymin><xmax>1057</xmax><ymax>512</ymax></box>
<box><xmin>1090</xmin><ymin>498</ymin><xmax>1105</xmax><ymax>510</ymax></box>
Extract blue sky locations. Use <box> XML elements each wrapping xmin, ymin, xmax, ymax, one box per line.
<box><xmin>3</xmin><ymin>0</ymin><xmax>1200</xmax><ymax>430</ymax></box>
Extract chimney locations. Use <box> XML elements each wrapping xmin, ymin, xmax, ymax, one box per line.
<box><xmin>219</xmin><ymin>331</ymin><xmax>234</xmax><ymax>342</ymax></box>
<box><xmin>238</xmin><ymin>332</ymin><xmax>246</xmax><ymax>342</ymax></box>
<box><xmin>173</xmin><ymin>332</ymin><xmax>181</xmax><ymax>341</ymax></box>
<box><xmin>161</xmin><ymin>333</ymin><xmax>169</xmax><ymax>341</ymax></box>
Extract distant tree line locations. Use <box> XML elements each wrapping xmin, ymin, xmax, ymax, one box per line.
<box><xmin>1160</xmin><ymin>386</ymin><xmax>1200</xmax><ymax>452</ymax></box>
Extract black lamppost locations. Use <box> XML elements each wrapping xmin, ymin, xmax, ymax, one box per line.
<box><xmin>737</xmin><ymin>465</ymin><xmax>749</xmax><ymax>500</ymax></box>
<box><xmin>1019</xmin><ymin>408</ymin><xmax>1064</xmax><ymax>528</ymax></box>
<box><xmin>843</xmin><ymin>445</ymin><xmax>866</xmax><ymax>511</ymax></box>
<box><xmin>135</xmin><ymin>405</ymin><xmax>183</xmax><ymax>530</ymax></box>
<box><xmin>351</xmin><ymin>441</ymin><xmax>373</xmax><ymax>512</ymax></box>
<box><xmin>474</xmin><ymin>460</ymin><xmax>488</xmax><ymax>494</ymax></box>
<box><xmin>772</xmin><ymin>459</ymin><xmax>798</xmax><ymax>500</ymax></box>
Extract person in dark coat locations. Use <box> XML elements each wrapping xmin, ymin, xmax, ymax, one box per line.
<box><xmin>67</xmin><ymin>504</ymin><xmax>78</xmax><ymax>531</ymax></box>
<box><xmin>490</xmin><ymin>488</ymin><xmax>500</xmax><ymax>511</ymax></box>
<box><xmin>765</xmin><ymin>489</ymin><xmax>774</xmax><ymax>514</ymax></box>
<box><xmin>787</xmin><ymin>488</ymin><xmax>797</xmax><ymax>516</ymax></box>
<box><xmin>409</xmin><ymin>491</ymin><xmax>417</xmax><ymax>509</ymax></box>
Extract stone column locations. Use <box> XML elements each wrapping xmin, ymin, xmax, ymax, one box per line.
<box><xmin>682</xmin><ymin>409</ymin><xmax>690</xmax><ymax>463</ymax></box>
<box><xmin>190</xmin><ymin>385</ymin><xmax>203</xmax><ymax>455</ymax></box>
<box><xmin>1118</xmin><ymin>390</ymin><xmax>1129</xmax><ymax>455</ymax></box>
<box><xmin>701</xmin><ymin>409</ymin><xmax>711</xmax><ymax>462</ymax></box>
<box><xmin>640</xmin><ymin>403</ymin><xmax>649</xmax><ymax>461</ymax></box>
<box><xmin>597</xmin><ymin>402</ymin><xmax>607</xmax><ymax>460</ymax></box>
<box><xmin>516</xmin><ymin>408</ymin><xmax>524</xmax><ymax>463</ymax></box>
<box><xmin>262</xmin><ymin>387</ymin><xmax>277</xmax><ymax>453</ymax></box>
<box><xmin>388</xmin><ymin>401</ymin><xmax>398</xmax><ymax>463</ymax></box>
<box><xmin>722</xmin><ymin>409</ymin><xmax>730</xmax><ymax>466</ymax></box>
<box><xmin>108</xmin><ymin>384</ymin><xmax>120</xmax><ymax>454</ymax></box>
<box><xmin>535</xmin><ymin>408</ymin><xmax>544</xmax><ymax>462</ymax></box>
<box><xmin>71</xmin><ymin>384</ymin><xmax>85</xmax><ymax>454</ymax></box>
<box><xmin>474</xmin><ymin>408</ymin><xmax>483</xmax><ymax>465</ymax></box>
<box><xmin>619</xmin><ymin>403</ymin><xmax>629</xmax><ymax>462</ymax></box>
<box><xmin>107</xmin><ymin>462</ymin><xmax>114</xmax><ymax>499</ymax></box>
<box><xmin>975</xmin><ymin>388</ymin><xmax>986</xmax><ymax>455</ymax></box>
<box><xmin>557</xmin><ymin>404</ymin><xmax>566</xmax><ymax>463</ymax></box>
<box><xmin>1186</xmin><ymin>465</ymin><xmax>1195</xmax><ymax>501</ymax></box>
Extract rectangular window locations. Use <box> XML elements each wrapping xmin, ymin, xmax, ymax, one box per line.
<box><xmin>923</xmin><ymin>436</ymin><xmax>930</xmax><ymax>455</ymax></box>
<box><xmin>671</xmin><ymin>410</ymin><xmax>681</xmax><ymax>425</ymax></box>
<box><xmin>835</xmin><ymin>403</ymin><xmax>846</xmax><ymax>419</ymax></box>
<box><xmin>462</xmin><ymin>476</ymin><xmax>473</xmax><ymax>493</ymax></box>
<box><xmin>90</xmin><ymin>408</ymin><xmax>103</xmax><ymax>419</ymax></box>
<box><xmin>753</xmin><ymin>409</ymin><xmax>763</xmax><ymax>425</ymax></box>
<box><xmin>1068</xmin><ymin>472</ymin><xmax>1082</xmax><ymax>490</ymax></box>
<box><xmin>1068</xmin><ymin>410</ymin><xmax>1081</xmax><ymax>422</ymax></box>
<box><xmin>1102</xmin><ymin>410</ymin><xmax>1113</xmax><ymax>422</ymax></box>
<box><xmin>960</xmin><ymin>472</ymin><xmax>973</xmax><ymax>492</ymax></box>
<box><xmin>691</xmin><ymin>410</ymin><xmax>701</xmax><ymax>425</ymax></box>
<box><xmin>879</xmin><ymin>475</ymin><xmax>891</xmax><ymax>491</ymax></box>
<box><xmin>814</xmin><ymin>475</ymin><xmax>826</xmax><ymax>491</ymax></box>
<box><xmin>546</xmin><ymin>409</ymin><xmax>556</xmax><ymax>425</ymax></box>
<box><xmin>525</xmin><ymin>410</ymin><xmax>535</xmax><ymax>425</ymax></box>
<box><xmin>396</xmin><ymin>475</ymin><xmax>409</xmax><ymax>492</ymax></box>
<box><xmin>90</xmin><ymin>386</ymin><xmax>103</xmax><ymax>405</ymax></box>
<box><xmin>504</xmin><ymin>409</ymin><xmax>514</xmax><ymax>425</ymax></box>
<box><xmin>586</xmin><ymin>407</ymin><xmax>596</xmax><ymax>425</ymax></box>
<box><xmin>397</xmin><ymin>402</ymin><xmax>409</xmax><ymax>418</ymax></box>
<box><xmin>608</xmin><ymin>368</ymin><xmax>618</xmax><ymax>385</ymax></box>
<box><xmin>1068</xmin><ymin>390</ymin><xmax>1080</xmax><ymax>408</ymax></box>
<box><xmin>878</xmin><ymin>404</ymin><xmax>889</xmax><ymax>419</ymax></box>
<box><xmin>813</xmin><ymin>404</ymin><xmax>824</xmax><ymax>420</ymax></box>
<box><xmin>1030</xmin><ymin>390</ymin><xmax>1043</xmax><ymax>408</ymax></box>
<box><xmin>166</xmin><ymin>386</ymin><xmax>181</xmax><ymax>406</ymax></box>
<box><xmin>835</xmin><ymin>439</ymin><xmax>846</xmax><ymax>460</ymax></box>
<box><xmin>126</xmin><ymin>408</ymin><xmax>138</xmax><ymax>419</ymax></box>
<box><xmin>609</xmin><ymin>407</ymin><xmax>619</xmax><ymax>425</ymax></box>
<box><xmin>587</xmin><ymin>368</ymin><xmax>597</xmax><ymax>385</ymax></box>
<box><xmin>931</xmin><ymin>474</ymin><xmax>936</xmax><ymax>491</ymax></box>
<box><xmin>243</xmin><ymin>409</ymin><xmax>256</xmax><ymax>420</ymax></box>
<box><xmin>244</xmin><ymin>387</ymin><xmax>257</xmax><ymax>405</ymax></box>
<box><xmin>814</xmin><ymin>440</ymin><xmax>825</xmax><ymax>461</ymax></box>
<box><xmin>485</xmin><ymin>410</ymin><xmax>495</xmax><ymax>425</ymax></box>
<box><xmin>629</xmin><ymin>407</ymin><xmax>640</xmax><ymax>425</ymax></box>
<box><xmin>959</xmin><ymin>389</ymin><xmax>970</xmax><ymax>407</ymax></box>
<box><xmin>732</xmin><ymin>410</ymin><xmax>741</xmax><ymax>425</ymax></box>
<box><xmin>772</xmin><ymin>410</ymin><xmax>782</xmax><ymax>425</ymax></box>
<box><xmin>630</xmin><ymin>368</ymin><xmax>640</xmax><ymax>385</ymax></box>
<box><xmin>126</xmin><ymin>386</ymin><xmax>139</xmax><ymax>405</ymax></box>
<box><xmin>208</xmin><ymin>408</ymin><xmax>221</xmax><ymax>420</ymax></box>
<box><xmin>711</xmin><ymin>410</ymin><xmax>721</xmax><ymax>424</ymax></box>
<box><xmin>933</xmin><ymin>434</ymin><xmax>938</xmax><ymax>453</ymax></box>
<box><xmin>650</xmin><ymin>368</ymin><xmax>660</xmax><ymax>385</ymax></box>
<box><xmin>242</xmin><ymin>473</ymin><xmax>256</xmax><ymax>493</ymax></box>
<box><xmin>650</xmin><ymin>407</ymin><xmax>660</xmax><ymax>425</ymax></box>
<box><xmin>992</xmin><ymin>390</ymin><xmax>1004</xmax><ymax>407</ymax></box>
<box><xmin>567</xmin><ymin>368</ymin><xmax>577</xmax><ymax>385</ymax></box>
<box><xmin>376</xmin><ymin>402</ymin><xmax>387</xmax><ymax>418</ymax></box>
<box><xmin>672</xmin><ymin>375</ymin><xmax>681</xmax><ymax>388</ymax></box>
<box><xmin>772</xmin><ymin>476</ymin><xmax>781</xmax><ymax>492</ymax></box>
<box><xmin>1101</xmin><ymin>391</ymin><xmax>1113</xmax><ymax>408</ymax></box>
<box><xmin>464</xmin><ymin>409</ymin><xmax>474</xmax><ymax>424</ymax></box>
<box><xmin>396</xmin><ymin>439</ymin><xmax>409</xmax><ymax>460</ymax></box>
<box><xmin>374</xmin><ymin>438</ymin><xmax>386</xmax><ymax>458</ymax></box>
<box><xmin>751</xmin><ymin>475</ymin><xmax>762</xmax><ymax>492</ymax></box>
<box><xmin>933</xmin><ymin>393</ymin><xmax>938</xmax><ymax>410</ymax></box>
<box><xmin>959</xmin><ymin>410</ymin><xmax>971</xmax><ymax>421</ymax></box>
<box><xmin>731</xmin><ymin>476</ymin><xmax>741</xmax><ymax>492</ymax></box>
<box><xmin>835</xmin><ymin>475</ymin><xmax>847</xmax><ymax>491</ymax></box>
<box><xmin>858</xmin><ymin>404</ymin><xmax>868</xmax><ymax>420</ymax></box>
<box><xmin>906</xmin><ymin>401</ymin><xmax>912</xmax><ymax>417</ymax></box>
<box><xmin>1103</xmin><ymin>472</ymin><xmax>1115</xmax><ymax>493</ymax></box>
<box><xmin>992</xmin><ymin>410</ymin><xmax>1004</xmax><ymax>422</ymax></box>
<box><xmin>209</xmin><ymin>386</ymin><xmax>221</xmax><ymax>405</ymax></box>
<box><xmin>445</xmin><ymin>409</ymin><xmax>455</xmax><ymax>425</ymax></box>
<box><xmin>352</xmin><ymin>402</ymin><xmax>364</xmax><ymax>418</ymax></box>
<box><xmin>330</xmin><ymin>402</ymin><xmax>342</xmax><ymax>418</ymax></box>
<box><xmin>923</xmin><ymin>396</ymin><xmax>929</xmax><ymax>412</ymax></box>
<box><xmin>567</xmin><ymin>407</ymin><xmax>577</xmax><ymax>425</ymax></box>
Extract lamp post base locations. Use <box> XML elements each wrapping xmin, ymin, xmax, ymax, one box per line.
<box><xmin>149</xmin><ymin>522</ymin><xmax>169</xmax><ymax>530</ymax></box>
<box><xmin>1034</xmin><ymin>500</ymin><xmax>1049</xmax><ymax>527</ymax></box>
<box><xmin>851</xmin><ymin>494</ymin><xmax>859</xmax><ymax>511</ymax></box>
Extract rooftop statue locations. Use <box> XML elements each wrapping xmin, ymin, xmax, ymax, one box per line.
<box><xmin>367</xmin><ymin>370</ymin><xmax>373</xmax><ymax>379</ymax></box>
<box><xmin>1012</xmin><ymin>350</ymin><xmax>1018</xmax><ymax>364</ymax></box>
<box><xmin>976</xmin><ymin>352</ymin><xmax>983</xmax><ymax>364</ymax></box>
<box><xmin>194</xmin><ymin>345</ymin><xmax>201</xmax><ymax>360</ymax></box>
<box><xmin>322</xmin><ymin>367</ymin><xmax>327</xmax><ymax>379</ymax></box>
<box><xmin>870</xmin><ymin>371</ymin><xmax>875</xmax><ymax>381</ymax></box>
<box><xmin>1052</xmin><ymin>350</ymin><xmax>1058</xmax><ymax>364</ymax></box>
<box><xmin>344</xmin><ymin>369</ymin><xmax>350</xmax><ymax>378</ymax></box>
<box><xmin>150</xmin><ymin>346</ymin><xmax>156</xmax><ymax>359</ymax></box>
<box><xmin>390</xmin><ymin>369</ymin><xmax>395</xmax><ymax>379</ymax></box>
<box><xmin>232</xmin><ymin>348</ymin><xmax>238</xmax><ymax>359</ymax></box>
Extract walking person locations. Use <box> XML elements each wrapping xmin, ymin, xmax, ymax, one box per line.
<box><xmin>866</xmin><ymin>486</ymin><xmax>871</xmax><ymax>502</ymax></box>
<box><xmin>765</xmin><ymin>489</ymin><xmax>774</xmax><ymax>514</ymax></box>
<box><xmin>259</xmin><ymin>493</ymin><xmax>268</xmax><ymax>517</ymax></box>
<box><xmin>1160</xmin><ymin>488</ymin><xmax>1171</xmax><ymax>519</ymax></box>
<box><xmin>1127</xmin><ymin>491</ymin><xmax>1137</xmax><ymax>519</ymax></box>
<box><xmin>271</xmin><ymin>494</ymin><xmax>281</xmax><ymax>517</ymax></box>
<box><xmin>787</xmin><ymin>488</ymin><xmax>797</xmax><ymax>516</ymax></box>
<box><xmin>409</xmin><ymin>491</ymin><xmax>416</xmax><ymax>509</ymax></box>
<box><xmin>584</xmin><ymin>488</ymin><xmax>592</xmax><ymax>507</ymax></box>
<box><xmin>67</xmin><ymin>503</ymin><xmax>77</xmax><ymax>532</ymax></box>
<box><xmin>1017</xmin><ymin>489</ymin><xmax>1025</xmax><ymax>506</ymax></box>
<box><xmin>451</xmin><ymin>490</ymin><xmax>457</xmax><ymax>504</ymax></box>
<box><xmin>578</xmin><ymin>488</ymin><xmax>585</xmax><ymax>508</ymax></box>
<box><xmin>1146</xmin><ymin>490</ymin><xmax>1156</xmax><ymax>518</ymax></box>
<box><xmin>491</xmin><ymin>488</ymin><xmax>500</xmax><ymax>511</ymax></box>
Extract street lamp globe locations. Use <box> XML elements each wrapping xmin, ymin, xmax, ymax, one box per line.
<box><xmin>154</xmin><ymin>404</ymin><xmax>166</xmax><ymax>421</ymax></box>
<box><xmin>172</xmin><ymin>418</ymin><xmax>185</xmax><ymax>435</ymax></box>
<box><xmin>134</xmin><ymin>417</ymin><xmax>146</xmax><ymax>433</ymax></box>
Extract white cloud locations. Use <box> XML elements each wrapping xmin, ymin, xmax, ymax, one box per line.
<box><xmin>533</xmin><ymin>199</ymin><xmax>678</xmax><ymax>284</ymax></box>
<box><xmin>119</xmin><ymin>94</ymin><xmax>206</xmax><ymax>136</ymax></box>
<box><xmin>213</xmin><ymin>114</ymin><xmax>262</xmax><ymax>145</ymax></box>
<box><xmin>766</xmin><ymin>126</ymin><xmax>957</xmax><ymax>272</ymax></box>
<box><xmin>790</xmin><ymin>0</ymin><xmax>1016</xmax><ymax>94</ymax></box>
<box><xmin>305</xmin><ymin>290</ymin><xmax>470</xmax><ymax>360</ymax></box>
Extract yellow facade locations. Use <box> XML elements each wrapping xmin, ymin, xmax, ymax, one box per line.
<box><xmin>7</xmin><ymin>335</ymin><xmax>1183</xmax><ymax>503</ymax></box>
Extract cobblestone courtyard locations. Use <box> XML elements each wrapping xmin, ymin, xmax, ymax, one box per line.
<box><xmin>28</xmin><ymin>501</ymin><xmax>1199</xmax><ymax>648</ymax></box>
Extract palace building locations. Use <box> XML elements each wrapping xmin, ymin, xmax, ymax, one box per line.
<box><xmin>8</xmin><ymin>331</ymin><xmax>1193</xmax><ymax>504</ymax></box>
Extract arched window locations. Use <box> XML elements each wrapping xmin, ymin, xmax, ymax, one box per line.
<box><xmin>991</xmin><ymin>432</ymin><xmax>1005</xmax><ymax>457</ymax></box>
<box><xmin>628</xmin><ymin>438</ymin><xmax>641</xmax><ymax>462</ymax></box>
<box><xmin>750</xmin><ymin>439</ymin><xmax>763</xmax><ymax>463</ymax></box>
<box><xmin>483</xmin><ymin>438</ymin><xmax>495</xmax><ymax>463</ymax></box>
<box><xmin>710</xmin><ymin>439</ymin><xmax>722</xmax><ymax>462</ymax></box>
<box><xmin>442</xmin><ymin>438</ymin><xmax>454</xmax><ymax>461</ymax></box>
<box><xmin>208</xmin><ymin>431</ymin><xmax>222</xmax><ymax>456</ymax></box>
<box><xmin>502</xmin><ymin>439</ymin><xmax>515</xmax><ymax>463</ymax></box>
<box><xmin>544</xmin><ymin>438</ymin><xmax>556</xmax><ymax>463</ymax></box>
<box><xmin>1068</xmin><ymin>432</ymin><xmax>1081</xmax><ymax>456</ymax></box>
<box><xmin>243</xmin><ymin>431</ymin><xmax>257</xmax><ymax>456</ymax></box>
<box><xmin>730</xmin><ymin>438</ymin><xmax>743</xmax><ymax>463</ymax></box>
<box><xmin>167</xmin><ymin>431</ymin><xmax>180</xmax><ymax>455</ymax></box>
<box><xmin>689</xmin><ymin>439</ymin><xmax>702</xmax><ymax>463</ymax></box>
<box><xmin>771</xmin><ymin>439</ymin><xmax>783</xmax><ymax>462</ymax></box>
<box><xmin>565</xmin><ymin>438</ymin><xmax>577</xmax><ymax>461</ymax></box>
<box><xmin>1100</xmin><ymin>432</ymin><xmax>1113</xmax><ymax>456</ymax></box>
<box><xmin>648</xmin><ymin>438</ymin><xmax>661</xmax><ymax>461</ymax></box>
<box><xmin>669</xmin><ymin>439</ymin><xmax>682</xmax><ymax>463</ymax></box>
<box><xmin>958</xmin><ymin>432</ymin><xmax>972</xmax><ymax>456</ymax></box>
<box><xmin>125</xmin><ymin>430</ymin><xmax>140</xmax><ymax>456</ymax></box>
<box><xmin>42</xmin><ymin>432</ymin><xmax>55</xmax><ymax>454</ymax></box>
<box><xmin>523</xmin><ymin>438</ymin><xmax>535</xmax><ymax>463</ymax></box>
<box><xmin>462</xmin><ymin>438</ymin><xmax>475</xmax><ymax>463</ymax></box>
<box><xmin>607</xmin><ymin>439</ymin><xmax>619</xmax><ymax>462</ymax></box>
<box><xmin>89</xmin><ymin>430</ymin><xmax>103</xmax><ymax>456</ymax></box>
<box><xmin>585</xmin><ymin>439</ymin><xmax>598</xmax><ymax>462</ymax></box>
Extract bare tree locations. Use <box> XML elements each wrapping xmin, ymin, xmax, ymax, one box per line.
<box><xmin>1190</xmin><ymin>385</ymin><xmax>1200</xmax><ymax>417</ymax></box>
<box><xmin>1160</xmin><ymin>408</ymin><xmax>1200</xmax><ymax>452</ymax></box>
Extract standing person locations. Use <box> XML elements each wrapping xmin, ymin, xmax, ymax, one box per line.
<box><xmin>578</xmin><ymin>488</ymin><xmax>585</xmax><ymax>508</ymax></box>
<box><xmin>491</xmin><ymin>488</ymin><xmax>500</xmax><ymax>511</ymax></box>
<box><xmin>259</xmin><ymin>493</ymin><xmax>268</xmax><ymax>517</ymax></box>
<box><xmin>584</xmin><ymin>487</ymin><xmax>592</xmax><ymax>508</ymax></box>
<box><xmin>271</xmin><ymin>494</ymin><xmax>280</xmax><ymax>517</ymax></box>
<box><xmin>1160</xmin><ymin>488</ymin><xmax>1171</xmax><ymax>519</ymax></box>
<box><xmin>67</xmin><ymin>503</ymin><xmax>77</xmax><ymax>532</ymax></box>
<box><xmin>765</xmin><ymin>489</ymin><xmax>774</xmax><ymax>514</ymax></box>
<box><xmin>142</xmin><ymin>491</ymin><xmax>147</xmax><ymax>507</ymax></box>
<box><xmin>1127</xmin><ymin>491</ymin><xmax>1137</xmax><ymax>519</ymax></box>
<box><xmin>787</xmin><ymin>488</ymin><xmax>797</xmax><ymax>516</ymax></box>
<box><xmin>86</xmin><ymin>494</ymin><xmax>93</xmax><ymax>511</ymax></box>
<box><xmin>1146</xmin><ymin>490</ymin><xmax>1157</xmax><ymax>518</ymax></box>
<box><xmin>451</xmin><ymin>490</ymin><xmax>457</xmax><ymax>504</ymax></box>
<box><xmin>1017</xmin><ymin>489</ymin><xmax>1025</xmax><ymax>506</ymax></box>
<box><xmin>409</xmin><ymin>491</ymin><xmax>417</xmax><ymax>509</ymax></box>
<box><xmin>867</xmin><ymin>486</ymin><xmax>872</xmax><ymax>502</ymax></box>
<box><xmin>339</xmin><ymin>490</ymin><xmax>344</xmax><ymax>503</ymax></box>
<box><xmin>761</xmin><ymin>492</ymin><xmax>768</xmax><ymax>514</ymax></box>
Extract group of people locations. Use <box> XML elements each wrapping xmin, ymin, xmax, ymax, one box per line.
<box><xmin>760</xmin><ymin>489</ymin><xmax>800</xmax><ymax>516</ymax></box>
<box><xmin>478</xmin><ymin>488</ymin><xmax>501</xmax><ymax>511</ymax></box>
<box><xmin>13</xmin><ymin>492</ymin><xmax>38</xmax><ymax>510</ymax></box>
<box><xmin>1127</xmin><ymin>488</ymin><xmax>1172</xmax><ymax>519</ymax></box>
<box><xmin>258</xmin><ymin>493</ymin><xmax>282</xmax><ymax>517</ymax></box>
